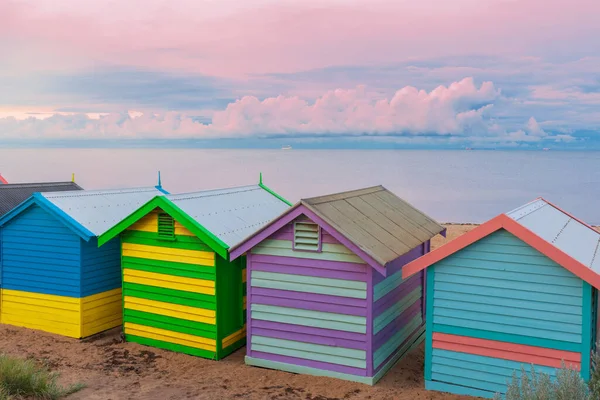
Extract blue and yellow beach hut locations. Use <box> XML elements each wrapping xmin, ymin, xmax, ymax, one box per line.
<box><xmin>0</xmin><ymin>185</ymin><xmax>166</xmax><ymax>338</ymax></box>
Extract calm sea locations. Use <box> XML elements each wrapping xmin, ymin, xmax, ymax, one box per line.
<box><xmin>1</xmin><ymin>149</ymin><xmax>599</xmax><ymax>224</ymax></box>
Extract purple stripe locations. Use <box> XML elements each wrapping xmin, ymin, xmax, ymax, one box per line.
<box><xmin>366</xmin><ymin>258</ymin><xmax>374</xmax><ymax>376</ymax></box>
<box><xmin>252</xmin><ymin>294</ymin><xmax>367</xmax><ymax>317</ymax></box>
<box><xmin>250</xmin><ymin>351</ymin><xmax>368</xmax><ymax>377</ymax></box>
<box><xmin>422</xmin><ymin>240</ymin><xmax>430</xmax><ymax>320</ymax></box>
<box><xmin>252</xmin><ymin>261</ymin><xmax>367</xmax><ymax>281</ymax></box>
<box><xmin>373</xmin><ymin>323</ymin><xmax>424</xmax><ymax>374</ymax></box>
<box><xmin>251</xmin><ymin>319</ymin><xmax>366</xmax><ymax>342</ymax></box>
<box><xmin>250</xmin><ymin>287</ymin><xmax>367</xmax><ymax>308</ymax></box>
<box><xmin>251</xmin><ymin>254</ymin><xmax>367</xmax><ymax>273</ymax></box>
<box><xmin>373</xmin><ymin>274</ymin><xmax>422</xmax><ymax>317</ymax></box>
<box><xmin>252</xmin><ymin>327</ymin><xmax>367</xmax><ymax>350</ymax></box>
<box><xmin>373</xmin><ymin>245</ymin><xmax>425</xmax><ymax>285</ymax></box>
<box><xmin>373</xmin><ymin>304</ymin><xmax>422</xmax><ymax>350</ymax></box>
<box><xmin>247</xmin><ymin>253</ymin><xmax>254</xmax><ymax>358</ymax></box>
<box><xmin>268</xmin><ymin>231</ymin><xmax>340</xmax><ymax>245</ymax></box>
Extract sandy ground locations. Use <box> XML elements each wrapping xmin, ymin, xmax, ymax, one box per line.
<box><xmin>0</xmin><ymin>225</ymin><xmax>479</xmax><ymax>400</ymax></box>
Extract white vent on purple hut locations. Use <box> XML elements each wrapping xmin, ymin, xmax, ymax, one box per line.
<box><xmin>293</xmin><ymin>221</ymin><xmax>321</xmax><ymax>252</ymax></box>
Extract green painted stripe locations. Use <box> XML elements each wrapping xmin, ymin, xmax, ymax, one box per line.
<box><xmin>252</xmin><ymin>271</ymin><xmax>366</xmax><ymax>290</ymax></box>
<box><xmin>220</xmin><ymin>336</ymin><xmax>246</xmax><ymax>359</ymax></box>
<box><xmin>373</xmin><ymin>286</ymin><xmax>422</xmax><ymax>334</ymax></box>
<box><xmin>372</xmin><ymin>329</ymin><xmax>425</xmax><ymax>385</ymax></box>
<box><xmin>581</xmin><ymin>282</ymin><xmax>592</xmax><ymax>381</ymax></box>
<box><xmin>123</xmin><ymin>282</ymin><xmax>216</xmax><ymax>309</ymax></box>
<box><xmin>124</xmin><ymin>309</ymin><xmax>217</xmax><ymax>338</ymax></box>
<box><xmin>251</xmin><ymin>310</ymin><xmax>366</xmax><ymax>334</ymax></box>
<box><xmin>253</xmin><ymin>335</ymin><xmax>366</xmax><ymax>360</ymax></box>
<box><xmin>373</xmin><ymin>269</ymin><xmax>407</xmax><ymax>302</ymax></box>
<box><xmin>251</xmin><ymin>271</ymin><xmax>366</xmax><ymax>299</ymax></box>
<box><xmin>122</xmin><ymin>230</ymin><xmax>213</xmax><ymax>251</ymax></box>
<box><xmin>251</xmin><ymin>304</ymin><xmax>366</xmax><ymax>325</ymax></box>
<box><xmin>434</xmin><ymin>324</ymin><xmax>582</xmax><ymax>352</ymax></box>
<box><xmin>122</xmin><ymin>256</ymin><xmax>216</xmax><ymax>280</ymax></box>
<box><xmin>374</xmin><ymin>315</ymin><xmax>423</xmax><ymax>368</ymax></box>
<box><xmin>251</xmin><ymin>336</ymin><xmax>366</xmax><ymax>368</ymax></box>
<box><xmin>126</xmin><ymin>335</ymin><xmax>216</xmax><ymax>359</ymax></box>
<box><xmin>252</xmin><ymin>239</ymin><xmax>365</xmax><ymax>264</ymax></box>
<box><xmin>245</xmin><ymin>356</ymin><xmax>373</xmax><ymax>385</ymax></box>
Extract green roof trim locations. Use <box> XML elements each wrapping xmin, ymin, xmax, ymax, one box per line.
<box><xmin>259</xmin><ymin>172</ymin><xmax>292</xmax><ymax>206</ymax></box>
<box><xmin>97</xmin><ymin>196</ymin><xmax>230</xmax><ymax>260</ymax></box>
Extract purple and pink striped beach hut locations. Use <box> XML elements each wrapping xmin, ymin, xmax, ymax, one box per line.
<box><xmin>229</xmin><ymin>186</ymin><xmax>446</xmax><ymax>384</ymax></box>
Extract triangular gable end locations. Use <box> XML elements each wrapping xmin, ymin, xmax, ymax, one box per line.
<box><xmin>402</xmin><ymin>214</ymin><xmax>600</xmax><ymax>289</ymax></box>
<box><xmin>97</xmin><ymin>196</ymin><xmax>229</xmax><ymax>260</ymax></box>
<box><xmin>0</xmin><ymin>194</ymin><xmax>95</xmax><ymax>241</ymax></box>
<box><xmin>229</xmin><ymin>203</ymin><xmax>387</xmax><ymax>276</ymax></box>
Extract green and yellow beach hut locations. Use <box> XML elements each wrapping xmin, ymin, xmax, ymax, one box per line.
<box><xmin>98</xmin><ymin>179</ymin><xmax>291</xmax><ymax>360</ymax></box>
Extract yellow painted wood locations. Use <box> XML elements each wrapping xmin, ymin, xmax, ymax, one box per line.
<box><xmin>242</xmin><ymin>268</ymin><xmax>247</xmax><ymax>283</ymax></box>
<box><xmin>124</xmin><ymin>296</ymin><xmax>216</xmax><ymax>324</ymax></box>
<box><xmin>174</xmin><ymin>221</ymin><xmax>196</xmax><ymax>236</ymax></box>
<box><xmin>222</xmin><ymin>325</ymin><xmax>246</xmax><ymax>348</ymax></box>
<box><xmin>125</xmin><ymin>322</ymin><xmax>217</xmax><ymax>351</ymax></box>
<box><xmin>243</xmin><ymin>296</ymin><xmax>247</xmax><ymax>310</ymax></box>
<box><xmin>122</xmin><ymin>242</ymin><xmax>215</xmax><ymax>266</ymax></box>
<box><xmin>123</xmin><ymin>269</ymin><xmax>216</xmax><ymax>295</ymax></box>
<box><xmin>81</xmin><ymin>289</ymin><xmax>123</xmax><ymax>337</ymax></box>
<box><xmin>129</xmin><ymin>211</ymin><xmax>158</xmax><ymax>233</ymax></box>
<box><xmin>0</xmin><ymin>289</ymin><xmax>81</xmax><ymax>338</ymax></box>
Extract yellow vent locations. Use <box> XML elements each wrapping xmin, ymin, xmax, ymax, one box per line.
<box><xmin>158</xmin><ymin>213</ymin><xmax>175</xmax><ymax>239</ymax></box>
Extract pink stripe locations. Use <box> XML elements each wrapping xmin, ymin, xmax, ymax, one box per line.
<box><xmin>432</xmin><ymin>333</ymin><xmax>582</xmax><ymax>369</ymax></box>
<box><xmin>373</xmin><ymin>274</ymin><xmax>422</xmax><ymax>317</ymax></box>
<box><xmin>252</xmin><ymin>327</ymin><xmax>367</xmax><ymax>350</ymax></box>
<box><xmin>374</xmin><ymin>324</ymin><xmax>425</xmax><ymax>374</ymax></box>
<box><xmin>251</xmin><ymin>319</ymin><xmax>366</xmax><ymax>342</ymax></box>
<box><xmin>250</xmin><ymin>287</ymin><xmax>368</xmax><ymax>308</ymax></box>
<box><xmin>252</xmin><ymin>260</ymin><xmax>367</xmax><ymax>281</ymax></box>
<box><xmin>251</xmin><ymin>254</ymin><xmax>367</xmax><ymax>273</ymax></box>
<box><xmin>373</xmin><ymin>303</ymin><xmax>422</xmax><ymax>350</ymax></box>
<box><xmin>250</xmin><ymin>351</ymin><xmax>367</xmax><ymax>376</ymax></box>
<box><xmin>252</xmin><ymin>294</ymin><xmax>367</xmax><ymax>316</ymax></box>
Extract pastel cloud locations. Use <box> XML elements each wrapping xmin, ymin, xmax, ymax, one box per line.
<box><xmin>0</xmin><ymin>77</ymin><xmax>563</xmax><ymax>144</ymax></box>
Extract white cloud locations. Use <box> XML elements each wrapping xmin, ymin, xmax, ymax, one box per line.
<box><xmin>0</xmin><ymin>77</ymin><xmax>574</xmax><ymax>145</ymax></box>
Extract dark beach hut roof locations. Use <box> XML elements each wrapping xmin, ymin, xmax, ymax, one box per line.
<box><xmin>301</xmin><ymin>185</ymin><xmax>445</xmax><ymax>266</ymax></box>
<box><xmin>0</xmin><ymin>181</ymin><xmax>83</xmax><ymax>218</ymax></box>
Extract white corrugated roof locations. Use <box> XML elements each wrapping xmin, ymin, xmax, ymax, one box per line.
<box><xmin>506</xmin><ymin>198</ymin><xmax>600</xmax><ymax>272</ymax></box>
<box><xmin>41</xmin><ymin>187</ymin><xmax>164</xmax><ymax>236</ymax></box>
<box><xmin>167</xmin><ymin>184</ymin><xmax>289</xmax><ymax>248</ymax></box>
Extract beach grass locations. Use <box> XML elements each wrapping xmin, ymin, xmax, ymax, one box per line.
<box><xmin>0</xmin><ymin>354</ymin><xmax>84</xmax><ymax>399</ymax></box>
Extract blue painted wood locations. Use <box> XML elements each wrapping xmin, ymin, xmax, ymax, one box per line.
<box><xmin>431</xmin><ymin>349</ymin><xmax>558</xmax><ymax>395</ymax></box>
<box><xmin>1</xmin><ymin>205</ymin><xmax>82</xmax><ymax>297</ymax></box>
<box><xmin>581</xmin><ymin>282</ymin><xmax>592</xmax><ymax>381</ymax></box>
<box><xmin>426</xmin><ymin>380</ymin><xmax>497</xmax><ymax>399</ymax></box>
<box><xmin>80</xmin><ymin>237</ymin><xmax>121</xmax><ymax>297</ymax></box>
<box><xmin>424</xmin><ymin>266</ymin><xmax>435</xmax><ymax>380</ymax></box>
<box><xmin>431</xmin><ymin>230</ymin><xmax>584</xmax><ymax>347</ymax></box>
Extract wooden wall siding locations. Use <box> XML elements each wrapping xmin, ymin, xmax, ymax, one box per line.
<box><xmin>81</xmin><ymin>237</ymin><xmax>121</xmax><ymax>297</ymax></box>
<box><xmin>1</xmin><ymin>205</ymin><xmax>81</xmax><ymax>297</ymax></box>
<box><xmin>430</xmin><ymin>348</ymin><xmax>559</xmax><ymax>396</ymax></box>
<box><xmin>0</xmin><ymin>289</ymin><xmax>81</xmax><ymax>337</ymax></box>
<box><xmin>432</xmin><ymin>230</ymin><xmax>583</xmax><ymax>345</ymax></box>
<box><xmin>81</xmin><ymin>288</ymin><xmax>123</xmax><ymax>337</ymax></box>
<box><xmin>426</xmin><ymin>229</ymin><xmax>587</xmax><ymax>397</ymax></box>
<box><xmin>121</xmin><ymin>210</ymin><xmax>248</xmax><ymax>359</ymax></box>
<box><xmin>252</xmin><ymin>240</ymin><xmax>365</xmax><ymax>264</ymax></box>
<box><xmin>248</xmin><ymin>252</ymin><xmax>370</xmax><ymax>376</ymax></box>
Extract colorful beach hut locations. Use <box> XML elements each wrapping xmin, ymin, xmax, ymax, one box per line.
<box><xmin>401</xmin><ymin>198</ymin><xmax>600</xmax><ymax>398</ymax></box>
<box><xmin>0</xmin><ymin>186</ymin><xmax>166</xmax><ymax>338</ymax></box>
<box><xmin>0</xmin><ymin>180</ymin><xmax>82</xmax><ymax>218</ymax></box>
<box><xmin>0</xmin><ymin>174</ymin><xmax>8</xmax><ymax>185</ymax></box>
<box><xmin>228</xmin><ymin>186</ymin><xmax>446</xmax><ymax>384</ymax></box>
<box><xmin>96</xmin><ymin>181</ymin><xmax>291</xmax><ymax>360</ymax></box>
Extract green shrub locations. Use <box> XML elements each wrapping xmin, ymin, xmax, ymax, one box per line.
<box><xmin>589</xmin><ymin>348</ymin><xmax>600</xmax><ymax>399</ymax></box>
<box><xmin>0</xmin><ymin>354</ymin><xmax>84</xmax><ymax>399</ymax></box>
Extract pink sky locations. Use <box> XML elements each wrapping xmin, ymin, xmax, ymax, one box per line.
<box><xmin>0</xmin><ymin>0</ymin><xmax>599</xmax><ymax>145</ymax></box>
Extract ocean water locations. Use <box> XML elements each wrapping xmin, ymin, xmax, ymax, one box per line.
<box><xmin>0</xmin><ymin>148</ymin><xmax>599</xmax><ymax>224</ymax></box>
